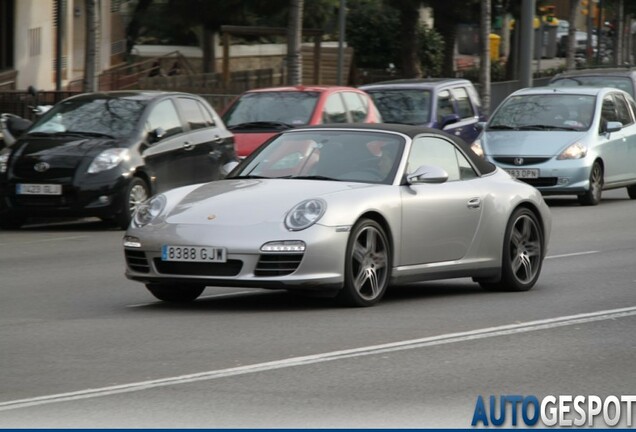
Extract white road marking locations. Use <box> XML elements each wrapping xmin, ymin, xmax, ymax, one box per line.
<box><xmin>546</xmin><ymin>250</ymin><xmax>599</xmax><ymax>259</ymax></box>
<box><xmin>126</xmin><ymin>290</ymin><xmax>267</xmax><ymax>308</ymax></box>
<box><xmin>0</xmin><ymin>235</ymin><xmax>89</xmax><ymax>246</ymax></box>
<box><xmin>1</xmin><ymin>306</ymin><xmax>635</xmax><ymax>411</ymax></box>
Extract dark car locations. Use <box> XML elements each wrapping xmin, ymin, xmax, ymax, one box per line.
<box><xmin>220</xmin><ymin>85</ymin><xmax>382</xmax><ymax>158</ymax></box>
<box><xmin>359</xmin><ymin>78</ymin><xmax>486</xmax><ymax>144</ymax></box>
<box><xmin>0</xmin><ymin>91</ymin><xmax>236</xmax><ymax>229</ymax></box>
<box><xmin>549</xmin><ymin>67</ymin><xmax>636</xmax><ymax>98</ymax></box>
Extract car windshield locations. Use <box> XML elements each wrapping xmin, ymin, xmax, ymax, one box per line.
<box><xmin>231</xmin><ymin>130</ymin><xmax>406</xmax><ymax>185</ymax></box>
<box><xmin>29</xmin><ymin>97</ymin><xmax>147</xmax><ymax>138</ymax></box>
<box><xmin>489</xmin><ymin>94</ymin><xmax>596</xmax><ymax>131</ymax></box>
<box><xmin>366</xmin><ymin>89</ymin><xmax>431</xmax><ymax>124</ymax></box>
<box><xmin>222</xmin><ymin>91</ymin><xmax>319</xmax><ymax>127</ymax></box>
<box><xmin>550</xmin><ymin>76</ymin><xmax>635</xmax><ymax>98</ymax></box>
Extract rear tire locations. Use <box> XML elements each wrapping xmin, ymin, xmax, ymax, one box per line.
<box><xmin>480</xmin><ymin>208</ymin><xmax>544</xmax><ymax>292</ymax></box>
<box><xmin>145</xmin><ymin>283</ymin><xmax>205</xmax><ymax>303</ymax></box>
<box><xmin>0</xmin><ymin>212</ymin><xmax>26</xmax><ymax>230</ymax></box>
<box><xmin>336</xmin><ymin>218</ymin><xmax>391</xmax><ymax>307</ymax></box>
<box><xmin>115</xmin><ymin>177</ymin><xmax>149</xmax><ymax>229</ymax></box>
<box><xmin>627</xmin><ymin>184</ymin><xmax>636</xmax><ymax>199</ymax></box>
<box><xmin>578</xmin><ymin>161</ymin><xmax>603</xmax><ymax>206</ymax></box>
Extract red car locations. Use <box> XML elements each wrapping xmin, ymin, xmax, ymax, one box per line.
<box><xmin>221</xmin><ymin>85</ymin><xmax>382</xmax><ymax>158</ymax></box>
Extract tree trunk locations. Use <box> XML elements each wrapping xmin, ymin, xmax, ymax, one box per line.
<box><xmin>287</xmin><ymin>0</ymin><xmax>304</xmax><ymax>85</ymax></box>
<box><xmin>397</xmin><ymin>4</ymin><xmax>422</xmax><ymax>78</ymax></box>
<box><xmin>615</xmin><ymin>0</ymin><xmax>624</xmax><ymax>66</ymax></box>
<box><xmin>202</xmin><ymin>27</ymin><xmax>216</xmax><ymax>74</ymax></box>
<box><xmin>479</xmin><ymin>0</ymin><xmax>491</xmax><ymax>115</ymax></box>
<box><xmin>83</xmin><ymin>0</ymin><xmax>97</xmax><ymax>92</ymax></box>
<box><xmin>566</xmin><ymin>0</ymin><xmax>579</xmax><ymax>70</ymax></box>
<box><xmin>125</xmin><ymin>0</ymin><xmax>153</xmax><ymax>56</ymax></box>
<box><xmin>433</xmin><ymin>7</ymin><xmax>458</xmax><ymax>77</ymax></box>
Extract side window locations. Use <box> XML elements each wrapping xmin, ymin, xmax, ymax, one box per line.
<box><xmin>628</xmin><ymin>97</ymin><xmax>636</xmax><ymax>120</ymax></box>
<box><xmin>613</xmin><ymin>94</ymin><xmax>633</xmax><ymax>126</ymax></box>
<box><xmin>178</xmin><ymin>98</ymin><xmax>215</xmax><ymax>130</ymax></box>
<box><xmin>322</xmin><ymin>94</ymin><xmax>348</xmax><ymax>123</ymax></box>
<box><xmin>146</xmin><ymin>99</ymin><xmax>183</xmax><ymax>138</ymax></box>
<box><xmin>456</xmin><ymin>149</ymin><xmax>477</xmax><ymax>180</ymax></box>
<box><xmin>437</xmin><ymin>90</ymin><xmax>455</xmax><ymax>123</ymax></box>
<box><xmin>408</xmin><ymin>136</ymin><xmax>461</xmax><ymax>181</ymax></box>
<box><xmin>600</xmin><ymin>96</ymin><xmax>618</xmax><ymax>133</ymax></box>
<box><xmin>342</xmin><ymin>92</ymin><xmax>368</xmax><ymax>123</ymax></box>
<box><xmin>451</xmin><ymin>87</ymin><xmax>475</xmax><ymax>119</ymax></box>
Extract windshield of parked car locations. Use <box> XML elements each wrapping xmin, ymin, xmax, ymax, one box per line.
<box><xmin>230</xmin><ymin>130</ymin><xmax>405</xmax><ymax>184</ymax></box>
<box><xmin>222</xmin><ymin>91</ymin><xmax>319</xmax><ymax>128</ymax></box>
<box><xmin>489</xmin><ymin>94</ymin><xmax>596</xmax><ymax>131</ymax></box>
<box><xmin>549</xmin><ymin>76</ymin><xmax>635</xmax><ymax>98</ymax></box>
<box><xmin>365</xmin><ymin>89</ymin><xmax>432</xmax><ymax>125</ymax></box>
<box><xmin>29</xmin><ymin>97</ymin><xmax>148</xmax><ymax>138</ymax></box>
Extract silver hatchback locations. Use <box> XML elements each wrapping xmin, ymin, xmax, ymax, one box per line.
<box><xmin>471</xmin><ymin>87</ymin><xmax>636</xmax><ymax>205</ymax></box>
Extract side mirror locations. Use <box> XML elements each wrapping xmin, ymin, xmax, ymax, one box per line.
<box><xmin>148</xmin><ymin>127</ymin><xmax>166</xmax><ymax>144</ymax></box>
<box><xmin>475</xmin><ymin>121</ymin><xmax>487</xmax><ymax>131</ymax></box>
<box><xmin>407</xmin><ymin>165</ymin><xmax>449</xmax><ymax>184</ymax></box>
<box><xmin>441</xmin><ymin>113</ymin><xmax>461</xmax><ymax>129</ymax></box>
<box><xmin>605</xmin><ymin>121</ymin><xmax>622</xmax><ymax>133</ymax></box>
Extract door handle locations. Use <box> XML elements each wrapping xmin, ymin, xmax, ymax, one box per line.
<box><xmin>467</xmin><ymin>197</ymin><xmax>481</xmax><ymax>209</ymax></box>
<box><xmin>213</xmin><ymin>135</ymin><xmax>223</xmax><ymax>143</ymax></box>
<box><xmin>183</xmin><ymin>142</ymin><xmax>194</xmax><ymax>151</ymax></box>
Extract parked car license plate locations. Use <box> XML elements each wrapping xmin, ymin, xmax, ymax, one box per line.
<box><xmin>161</xmin><ymin>245</ymin><xmax>227</xmax><ymax>263</ymax></box>
<box><xmin>505</xmin><ymin>169</ymin><xmax>539</xmax><ymax>179</ymax></box>
<box><xmin>16</xmin><ymin>183</ymin><xmax>62</xmax><ymax>195</ymax></box>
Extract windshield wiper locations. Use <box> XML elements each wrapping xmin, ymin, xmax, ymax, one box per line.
<box><xmin>227</xmin><ymin>121</ymin><xmax>294</xmax><ymax>131</ymax></box>
<box><xmin>516</xmin><ymin>124</ymin><xmax>552</xmax><ymax>130</ymax></box>
<box><xmin>64</xmin><ymin>130</ymin><xmax>116</xmax><ymax>138</ymax></box>
<box><xmin>230</xmin><ymin>174</ymin><xmax>269</xmax><ymax>179</ymax></box>
<box><xmin>487</xmin><ymin>125</ymin><xmax>516</xmax><ymax>130</ymax></box>
<box><xmin>285</xmin><ymin>175</ymin><xmax>341</xmax><ymax>181</ymax></box>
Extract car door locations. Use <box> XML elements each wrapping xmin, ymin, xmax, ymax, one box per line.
<box><xmin>610</xmin><ymin>93</ymin><xmax>636</xmax><ymax>183</ymax></box>
<box><xmin>400</xmin><ymin>135</ymin><xmax>483</xmax><ymax>265</ymax></box>
<box><xmin>450</xmin><ymin>86</ymin><xmax>480</xmax><ymax>144</ymax></box>
<box><xmin>597</xmin><ymin>94</ymin><xmax>630</xmax><ymax>185</ymax></box>
<box><xmin>141</xmin><ymin>98</ymin><xmax>190</xmax><ymax>192</ymax></box>
<box><xmin>175</xmin><ymin>96</ymin><xmax>233</xmax><ymax>183</ymax></box>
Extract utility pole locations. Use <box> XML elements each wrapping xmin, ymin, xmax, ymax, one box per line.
<box><xmin>287</xmin><ymin>0</ymin><xmax>304</xmax><ymax>85</ymax></box>
<box><xmin>55</xmin><ymin>0</ymin><xmax>62</xmax><ymax>91</ymax></box>
<box><xmin>337</xmin><ymin>0</ymin><xmax>346</xmax><ymax>85</ymax></box>
<box><xmin>83</xmin><ymin>0</ymin><xmax>97</xmax><ymax>92</ymax></box>
<box><xmin>479</xmin><ymin>0</ymin><xmax>491</xmax><ymax>115</ymax></box>
<box><xmin>520</xmin><ymin>0</ymin><xmax>535</xmax><ymax>88</ymax></box>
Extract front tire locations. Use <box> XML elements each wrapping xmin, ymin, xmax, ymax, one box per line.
<box><xmin>578</xmin><ymin>161</ymin><xmax>603</xmax><ymax>206</ymax></box>
<box><xmin>145</xmin><ymin>283</ymin><xmax>205</xmax><ymax>303</ymax></box>
<box><xmin>627</xmin><ymin>184</ymin><xmax>636</xmax><ymax>199</ymax></box>
<box><xmin>115</xmin><ymin>177</ymin><xmax>150</xmax><ymax>229</ymax></box>
<box><xmin>336</xmin><ymin>219</ymin><xmax>391</xmax><ymax>307</ymax></box>
<box><xmin>480</xmin><ymin>208</ymin><xmax>544</xmax><ymax>292</ymax></box>
<box><xmin>0</xmin><ymin>211</ymin><xmax>26</xmax><ymax>230</ymax></box>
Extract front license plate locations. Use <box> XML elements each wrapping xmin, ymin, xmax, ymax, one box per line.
<box><xmin>505</xmin><ymin>169</ymin><xmax>539</xmax><ymax>179</ymax></box>
<box><xmin>16</xmin><ymin>183</ymin><xmax>62</xmax><ymax>195</ymax></box>
<box><xmin>161</xmin><ymin>245</ymin><xmax>227</xmax><ymax>263</ymax></box>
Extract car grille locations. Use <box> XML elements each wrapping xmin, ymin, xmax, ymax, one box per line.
<box><xmin>254</xmin><ymin>253</ymin><xmax>304</xmax><ymax>276</ymax></box>
<box><xmin>12</xmin><ymin>157</ymin><xmax>80</xmax><ymax>181</ymax></box>
<box><xmin>518</xmin><ymin>177</ymin><xmax>558</xmax><ymax>187</ymax></box>
<box><xmin>153</xmin><ymin>259</ymin><xmax>243</xmax><ymax>276</ymax></box>
<box><xmin>493</xmin><ymin>157</ymin><xmax>551</xmax><ymax>166</ymax></box>
<box><xmin>125</xmin><ymin>250</ymin><xmax>150</xmax><ymax>273</ymax></box>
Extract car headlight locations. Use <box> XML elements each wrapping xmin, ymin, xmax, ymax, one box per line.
<box><xmin>470</xmin><ymin>139</ymin><xmax>484</xmax><ymax>158</ymax></box>
<box><xmin>557</xmin><ymin>142</ymin><xmax>587</xmax><ymax>160</ymax></box>
<box><xmin>285</xmin><ymin>198</ymin><xmax>326</xmax><ymax>231</ymax></box>
<box><xmin>132</xmin><ymin>194</ymin><xmax>167</xmax><ymax>228</ymax></box>
<box><xmin>88</xmin><ymin>148</ymin><xmax>131</xmax><ymax>174</ymax></box>
<box><xmin>0</xmin><ymin>151</ymin><xmax>10</xmax><ymax>174</ymax></box>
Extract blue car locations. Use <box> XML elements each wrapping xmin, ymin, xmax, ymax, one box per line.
<box><xmin>471</xmin><ymin>86</ymin><xmax>636</xmax><ymax>205</ymax></box>
<box><xmin>359</xmin><ymin>78</ymin><xmax>485</xmax><ymax>144</ymax></box>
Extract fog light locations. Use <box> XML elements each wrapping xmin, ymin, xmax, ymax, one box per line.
<box><xmin>260</xmin><ymin>240</ymin><xmax>306</xmax><ymax>252</ymax></box>
<box><xmin>98</xmin><ymin>195</ymin><xmax>110</xmax><ymax>204</ymax></box>
<box><xmin>123</xmin><ymin>236</ymin><xmax>141</xmax><ymax>248</ymax></box>
<box><xmin>557</xmin><ymin>177</ymin><xmax>569</xmax><ymax>185</ymax></box>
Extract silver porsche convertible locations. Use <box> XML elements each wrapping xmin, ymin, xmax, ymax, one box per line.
<box><xmin>124</xmin><ymin>124</ymin><xmax>551</xmax><ymax>307</ymax></box>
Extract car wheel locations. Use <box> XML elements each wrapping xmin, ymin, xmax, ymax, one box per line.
<box><xmin>578</xmin><ymin>161</ymin><xmax>603</xmax><ymax>206</ymax></box>
<box><xmin>480</xmin><ymin>208</ymin><xmax>543</xmax><ymax>292</ymax></box>
<box><xmin>115</xmin><ymin>177</ymin><xmax>149</xmax><ymax>229</ymax></box>
<box><xmin>0</xmin><ymin>212</ymin><xmax>26</xmax><ymax>230</ymax></box>
<box><xmin>145</xmin><ymin>283</ymin><xmax>205</xmax><ymax>303</ymax></box>
<box><xmin>336</xmin><ymin>218</ymin><xmax>391</xmax><ymax>307</ymax></box>
<box><xmin>627</xmin><ymin>184</ymin><xmax>636</xmax><ymax>199</ymax></box>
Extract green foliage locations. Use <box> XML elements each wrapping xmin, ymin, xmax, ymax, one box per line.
<box><xmin>418</xmin><ymin>23</ymin><xmax>445</xmax><ymax>77</ymax></box>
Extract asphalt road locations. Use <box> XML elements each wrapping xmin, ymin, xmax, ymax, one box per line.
<box><xmin>0</xmin><ymin>189</ymin><xmax>634</xmax><ymax>428</ymax></box>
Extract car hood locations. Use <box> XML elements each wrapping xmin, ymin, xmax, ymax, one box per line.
<box><xmin>15</xmin><ymin>135</ymin><xmax>122</xmax><ymax>158</ymax></box>
<box><xmin>482</xmin><ymin>130</ymin><xmax>587</xmax><ymax>156</ymax></box>
<box><xmin>164</xmin><ymin>178</ymin><xmax>376</xmax><ymax>226</ymax></box>
<box><xmin>232</xmin><ymin>132</ymin><xmax>278</xmax><ymax>158</ymax></box>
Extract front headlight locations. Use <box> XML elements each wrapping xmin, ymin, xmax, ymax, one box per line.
<box><xmin>557</xmin><ymin>142</ymin><xmax>587</xmax><ymax>160</ymax></box>
<box><xmin>285</xmin><ymin>198</ymin><xmax>326</xmax><ymax>231</ymax></box>
<box><xmin>132</xmin><ymin>194</ymin><xmax>167</xmax><ymax>228</ymax></box>
<box><xmin>88</xmin><ymin>148</ymin><xmax>131</xmax><ymax>174</ymax></box>
<box><xmin>0</xmin><ymin>151</ymin><xmax>10</xmax><ymax>174</ymax></box>
<box><xmin>470</xmin><ymin>139</ymin><xmax>484</xmax><ymax>158</ymax></box>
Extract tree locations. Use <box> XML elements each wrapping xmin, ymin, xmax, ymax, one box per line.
<box><xmin>565</xmin><ymin>0</ymin><xmax>578</xmax><ymax>70</ymax></box>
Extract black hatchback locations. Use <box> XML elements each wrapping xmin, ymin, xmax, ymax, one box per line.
<box><xmin>0</xmin><ymin>91</ymin><xmax>236</xmax><ymax>229</ymax></box>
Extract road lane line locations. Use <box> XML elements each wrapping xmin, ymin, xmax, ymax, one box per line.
<box><xmin>0</xmin><ymin>235</ymin><xmax>89</xmax><ymax>246</ymax></box>
<box><xmin>1</xmin><ymin>306</ymin><xmax>636</xmax><ymax>411</ymax></box>
<box><xmin>546</xmin><ymin>250</ymin><xmax>599</xmax><ymax>259</ymax></box>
